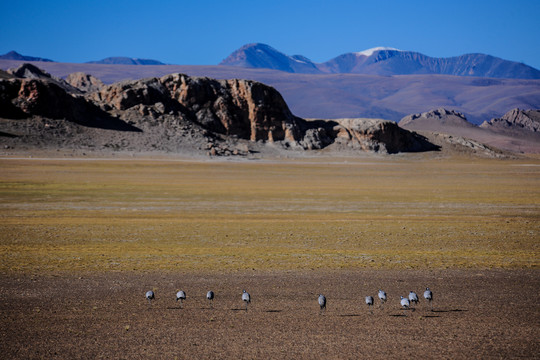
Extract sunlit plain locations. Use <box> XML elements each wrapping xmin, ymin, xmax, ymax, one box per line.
<box><xmin>1</xmin><ymin>156</ymin><xmax>538</xmax><ymax>273</ymax></box>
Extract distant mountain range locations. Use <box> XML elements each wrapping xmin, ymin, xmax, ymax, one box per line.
<box><xmin>0</xmin><ymin>51</ymin><xmax>165</xmax><ymax>66</ymax></box>
<box><xmin>5</xmin><ymin>44</ymin><xmax>539</xmax><ymax>78</ymax></box>
<box><xmin>85</xmin><ymin>57</ymin><xmax>165</xmax><ymax>65</ymax></box>
<box><xmin>220</xmin><ymin>43</ymin><xmax>540</xmax><ymax>79</ymax></box>
<box><xmin>0</xmin><ymin>50</ymin><xmax>53</xmax><ymax>62</ymax></box>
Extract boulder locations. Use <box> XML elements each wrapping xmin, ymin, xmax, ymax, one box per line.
<box><xmin>65</xmin><ymin>72</ymin><xmax>104</xmax><ymax>93</ymax></box>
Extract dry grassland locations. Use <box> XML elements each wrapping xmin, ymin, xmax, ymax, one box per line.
<box><xmin>1</xmin><ymin>156</ymin><xmax>539</xmax><ymax>273</ymax></box>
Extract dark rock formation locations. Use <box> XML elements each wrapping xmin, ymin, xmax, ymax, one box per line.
<box><xmin>1</xmin><ymin>65</ymin><xmax>438</xmax><ymax>155</ymax></box>
<box><xmin>91</xmin><ymin>74</ymin><xmax>305</xmax><ymax>143</ymax></box>
<box><xmin>7</xmin><ymin>63</ymin><xmax>81</xmax><ymax>94</ymax></box>
<box><xmin>163</xmin><ymin>74</ymin><xmax>304</xmax><ymax>142</ymax></box>
<box><xmin>0</xmin><ymin>77</ymin><xmax>139</xmax><ymax>131</ymax></box>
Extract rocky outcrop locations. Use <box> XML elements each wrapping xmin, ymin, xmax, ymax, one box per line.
<box><xmin>399</xmin><ymin>108</ymin><xmax>474</xmax><ymax>129</ymax></box>
<box><xmin>0</xmin><ymin>77</ymin><xmax>139</xmax><ymax>131</ymax></box>
<box><xmin>163</xmin><ymin>74</ymin><xmax>304</xmax><ymax>142</ymax></box>
<box><xmin>1</xmin><ymin>65</ymin><xmax>439</xmax><ymax>155</ymax></box>
<box><xmin>65</xmin><ymin>72</ymin><xmax>104</xmax><ymax>93</ymax></box>
<box><xmin>91</xmin><ymin>74</ymin><xmax>304</xmax><ymax>143</ymax></box>
<box><xmin>7</xmin><ymin>63</ymin><xmax>81</xmax><ymax>94</ymax></box>
<box><xmin>332</xmin><ymin>118</ymin><xmax>436</xmax><ymax>153</ymax></box>
<box><xmin>480</xmin><ymin>108</ymin><xmax>540</xmax><ymax>132</ymax></box>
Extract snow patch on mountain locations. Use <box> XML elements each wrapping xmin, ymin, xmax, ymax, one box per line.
<box><xmin>355</xmin><ymin>47</ymin><xmax>402</xmax><ymax>57</ymax></box>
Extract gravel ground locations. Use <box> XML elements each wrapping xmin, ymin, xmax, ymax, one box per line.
<box><xmin>1</xmin><ymin>269</ymin><xmax>538</xmax><ymax>359</ymax></box>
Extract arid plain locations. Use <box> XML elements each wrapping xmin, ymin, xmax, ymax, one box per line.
<box><xmin>1</xmin><ymin>155</ymin><xmax>539</xmax><ymax>358</ymax></box>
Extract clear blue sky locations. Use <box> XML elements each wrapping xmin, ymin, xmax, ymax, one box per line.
<box><xmin>1</xmin><ymin>0</ymin><xmax>539</xmax><ymax>69</ymax></box>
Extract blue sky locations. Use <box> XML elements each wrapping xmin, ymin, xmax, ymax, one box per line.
<box><xmin>1</xmin><ymin>0</ymin><xmax>539</xmax><ymax>69</ymax></box>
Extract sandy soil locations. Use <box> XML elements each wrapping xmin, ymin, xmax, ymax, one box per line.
<box><xmin>1</xmin><ymin>270</ymin><xmax>538</xmax><ymax>359</ymax></box>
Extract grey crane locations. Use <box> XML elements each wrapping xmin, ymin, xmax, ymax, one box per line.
<box><xmin>318</xmin><ymin>294</ymin><xmax>326</xmax><ymax>314</ymax></box>
<box><xmin>400</xmin><ymin>296</ymin><xmax>410</xmax><ymax>315</ymax></box>
<box><xmin>176</xmin><ymin>290</ymin><xmax>186</xmax><ymax>308</ymax></box>
<box><xmin>378</xmin><ymin>289</ymin><xmax>387</xmax><ymax>308</ymax></box>
<box><xmin>424</xmin><ymin>287</ymin><xmax>433</xmax><ymax>311</ymax></box>
<box><xmin>242</xmin><ymin>290</ymin><xmax>251</xmax><ymax>311</ymax></box>
<box><xmin>408</xmin><ymin>291</ymin><xmax>419</xmax><ymax>308</ymax></box>
<box><xmin>207</xmin><ymin>290</ymin><xmax>215</xmax><ymax>308</ymax></box>
<box><xmin>145</xmin><ymin>290</ymin><xmax>155</xmax><ymax>306</ymax></box>
<box><xmin>365</xmin><ymin>295</ymin><xmax>374</xmax><ymax>314</ymax></box>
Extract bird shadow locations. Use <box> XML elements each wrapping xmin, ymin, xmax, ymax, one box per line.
<box><xmin>422</xmin><ymin>315</ymin><xmax>441</xmax><ymax>318</ymax></box>
<box><xmin>390</xmin><ymin>314</ymin><xmax>407</xmax><ymax>317</ymax></box>
<box><xmin>231</xmin><ymin>308</ymin><xmax>247</xmax><ymax>312</ymax></box>
<box><xmin>338</xmin><ymin>314</ymin><xmax>362</xmax><ymax>317</ymax></box>
<box><xmin>432</xmin><ymin>309</ymin><xmax>468</xmax><ymax>313</ymax></box>
<box><xmin>265</xmin><ymin>310</ymin><xmax>282</xmax><ymax>313</ymax></box>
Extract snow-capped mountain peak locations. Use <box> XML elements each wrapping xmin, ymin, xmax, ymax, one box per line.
<box><xmin>355</xmin><ymin>47</ymin><xmax>402</xmax><ymax>57</ymax></box>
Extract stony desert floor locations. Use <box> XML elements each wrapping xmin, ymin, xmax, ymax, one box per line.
<box><xmin>1</xmin><ymin>270</ymin><xmax>538</xmax><ymax>359</ymax></box>
<box><xmin>0</xmin><ymin>154</ymin><xmax>539</xmax><ymax>358</ymax></box>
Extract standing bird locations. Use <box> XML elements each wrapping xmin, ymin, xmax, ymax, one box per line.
<box><xmin>424</xmin><ymin>287</ymin><xmax>433</xmax><ymax>311</ymax></box>
<box><xmin>378</xmin><ymin>289</ymin><xmax>387</xmax><ymax>309</ymax></box>
<box><xmin>400</xmin><ymin>296</ymin><xmax>410</xmax><ymax>315</ymax></box>
<box><xmin>176</xmin><ymin>290</ymin><xmax>186</xmax><ymax>308</ymax></box>
<box><xmin>242</xmin><ymin>290</ymin><xmax>251</xmax><ymax>312</ymax></box>
<box><xmin>207</xmin><ymin>290</ymin><xmax>215</xmax><ymax>307</ymax></box>
<box><xmin>145</xmin><ymin>290</ymin><xmax>155</xmax><ymax>306</ymax></box>
<box><xmin>408</xmin><ymin>291</ymin><xmax>419</xmax><ymax>308</ymax></box>
<box><xmin>318</xmin><ymin>294</ymin><xmax>326</xmax><ymax>314</ymax></box>
<box><xmin>365</xmin><ymin>295</ymin><xmax>374</xmax><ymax>314</ymax></box>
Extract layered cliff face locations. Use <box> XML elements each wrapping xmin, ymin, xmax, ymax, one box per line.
<box><xmin>89</xmin><ymin>74</ymin><xmax>305</xmax><ymax>143</ymax></box>
<box><xmin>1</xmin><ymin>64</ymin><xmax>437</xmax><ymax>155</ymax></box>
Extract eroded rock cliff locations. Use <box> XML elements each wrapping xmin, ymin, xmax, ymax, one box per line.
<box><xmin>1</xmin><ymin>64</ymin><xmax>437</xmax><ymax>155</ymax></box>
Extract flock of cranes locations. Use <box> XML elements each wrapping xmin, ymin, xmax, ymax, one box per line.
<box><xmin>146</xmin><ymin>287</ymin><xmax>434</xmax><ymax>314</ymax></box>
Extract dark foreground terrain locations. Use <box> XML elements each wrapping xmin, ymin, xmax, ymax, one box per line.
<box><xmin>1</xmin><ymin>270</ymin><xmax>538</xmax><ymax>359</ymax></box>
